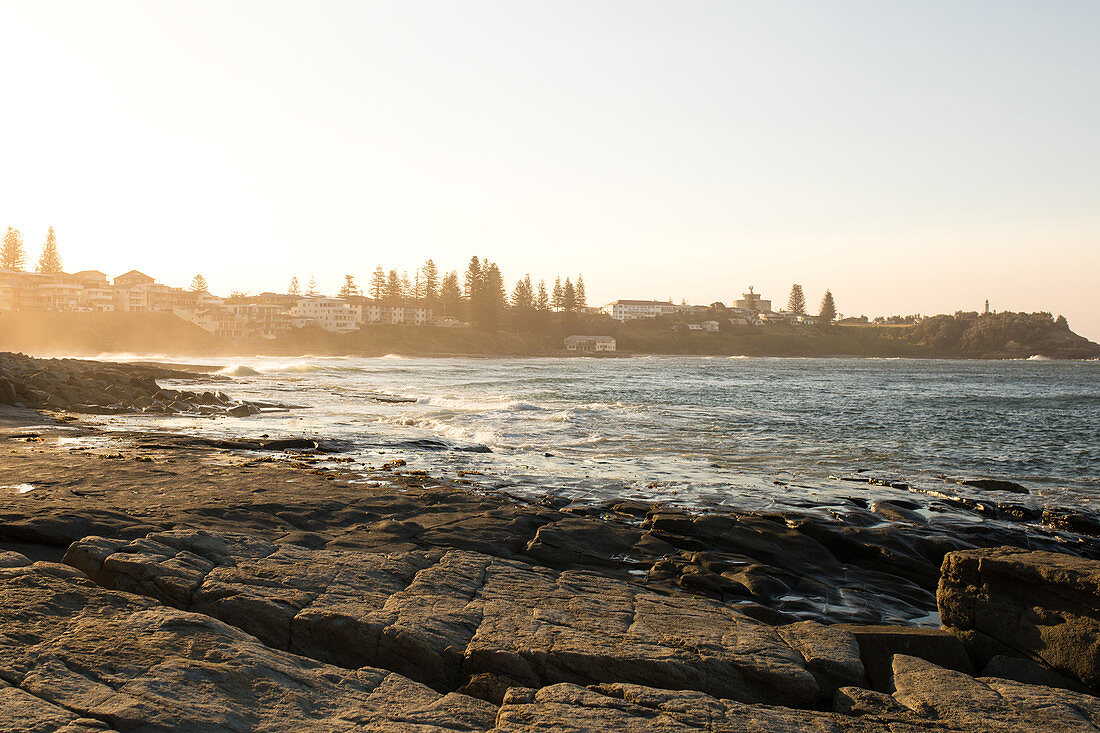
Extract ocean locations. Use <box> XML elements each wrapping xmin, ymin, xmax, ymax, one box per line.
<box><xmin>90</xmin><ymin>355</ymin><xmax>1100</xmax><ymax>514</ymax></box>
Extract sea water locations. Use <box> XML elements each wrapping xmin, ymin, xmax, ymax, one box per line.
<box><xmin>91</xmin><ymin>355</ymin><xmax>1100</xmax><ymax>513</ymax></box>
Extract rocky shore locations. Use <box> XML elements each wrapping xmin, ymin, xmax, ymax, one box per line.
<box><xmin>0</xmin><ymin>351</ymin><xmax>276</xmax><ymax>416</ymax></box>
<box><xmin>1</xmin><ymin>353</ymin><xmax>1098</xmax><ymax>731</ymax></box>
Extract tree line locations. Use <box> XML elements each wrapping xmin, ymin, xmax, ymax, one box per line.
<box><xmin>285</xmin><ymin>258</ymin><xmax>588</xmax><ymax>328</ymax></box>
<box><xmin>2</xmin><ymin>226</ymin><xmax>63</xmax><ymax>274</ymax></box>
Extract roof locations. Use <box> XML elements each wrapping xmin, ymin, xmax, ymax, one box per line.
<box><xmin>114</xmin><ymin>269</ymin><xmax>155</xmax><ymax>283</ymax></box>
<box><xmin>606</xmin><ymin>300</ymin><xmax>674</xmax><ymax>306</ymax></box>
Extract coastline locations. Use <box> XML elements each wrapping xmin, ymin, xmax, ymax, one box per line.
<box><xmin>4</xmin><ymin>309</ymin><xmax>1098</xmax><ymax>361</ymax></box>
<box><xmin>2</xmin><ymin>356</ymin><xmax>1099</xmax><ymax>730</ymax></box>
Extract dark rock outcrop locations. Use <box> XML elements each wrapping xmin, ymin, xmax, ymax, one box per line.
<box><xmin>956</xmin><ymin>478</ymin><xmax>1029</xmax><ymax>495</ymax></box>
<box><xmin>0</xmin><ymin>351</ymin><xmax>264</xmax><ymax>417</ymax></box>
<box><xmin>939</xmin><ymin>546</ymin><xmax>1100</xmax><ymax>692</ymax></box>
<box><xmin>64</xmin><ymin>529</ymin><xmax>864</xmax><ymax>707</ymax></box>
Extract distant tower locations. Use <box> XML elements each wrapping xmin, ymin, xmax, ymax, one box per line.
<box><xmin>984</xmin><ymin>299</ymin><xmax>990</xmax><ymax>315</ymax></box>
<box><xmin>735</xmin><ymin>286</ymin><xmax>771</xmax><ymax>313</ymax></box>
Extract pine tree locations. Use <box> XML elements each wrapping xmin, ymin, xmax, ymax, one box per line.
<box><xmin>574</xmin><ymin>275</ymin><xmax>587</xmax><ymax>308</ymax></box>
<box><xmin>464</xmin><ymin>257</ymin><xmax>482</xmax><ymax>300</ymax></box>
<box><xmin>464</xmin><ymin>257</ymin><xmax>484</xmax><ymax>324</ymax></box>
<box><xmin>535</xmin><ymin>280</ymin><xmax>550</xmax><ymax>311</ymax></box>
<box><xmin>440</xmin><ymin>271</ymin><xmax>462</xmax><ymax>318</ymax></box>
<box><xmin>421</xmin><ymin>259</ymin><xmax>439</xmax><ymax>303</ymax></box>
<box><xmin>551</xmin><ymin>277</ymin><xmax>564</xmax><ymax>311</ymax></box>
<box><xmin>288</xmin><ymin>277</ymin><xmax>301</xmax><ymax>295</ymax></box>
<box><xmin>400</xmin><ymin>271</ymin><xmax>412</xmax><ymax>299</ymax></box>
<box><xmin>338</xmin><ymin>274</ymin><xmax>360</xmax><ymax>298</ymax></box>
<box><xmin>370</xmin><ymin>266</ymin><xmax>386</xmax><ymax>299</ymax></box>
<box><xmin>482</xmin><ymin>262</ymin><xmax>507</xmax><ymax>329</ymax></box>
<box><xmin>307</xmin><ymin>276</ymin><xmax>319</xmax><ymax>296</ymax></box>
<box><xmin>818</xmin><ymin>290</ymin><xmax>836</xmax><ymax>322</ymax></box>
<box><xmin>787</xmin><ymin>284</ymin><xmax>806</xmax><ymax>315</ymax></box>
<box><xmin>36</xmin><ymin>227</ymin><xmax>62</xmax><ymax>274</ymax></box>
<box><xmin>562</xmin><ymin>278</ymin><xmax>576</xmax><ymax>312</ymax></box>
<box><xmin>385</xmin><ymin>269</ymin><xmax>402</xmax><ymax>300</ymax></box>
<box><xmin>511</xmin><ymin>275</ymin><xmax>534</xmax><ymax>310</ymax></box>
<box><xmin>1</xmin><ymin>227</ymin><xmax>26</xmax><ymax>271</ymax></box>
<box><xmin>190</xmin><ymin>274</ymin><xmax>208</xmax><ymax>292</ymax></box>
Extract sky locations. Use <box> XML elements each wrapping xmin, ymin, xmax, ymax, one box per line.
<box><xmin>2</xmin><ymin>1</ymin><xmax>1098</xmax><ymax>338</ymax></box>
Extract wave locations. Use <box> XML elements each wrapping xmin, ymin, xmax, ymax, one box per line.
<box><xmin>217</xmin><ymin>361</ymin><xmax>355</xmax><ymax>376</ymax></box>
<box><xmin>380</xmin><ymin>354</ymin><xmax>406</xmax><ymax>360</ymax></box>
<box><xmin>419</xmin><ymin>395</ymin><xmax>546</xmax><ymax>411</ymax></box>
<box><xmin>1027</xmin><ymin>355</ymin><xmax>1054</xmax><ymax>361</ymax></box>
<box><xmin>218</xmin><ymin>365</ymin><xmax>262</xmax><ymax>376</ymax></box>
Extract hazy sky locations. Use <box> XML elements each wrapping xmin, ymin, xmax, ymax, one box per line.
<box><xmin>2</xmin><ymin>1</ymin><xmax>1098</xmax><ymax>338</ymax></box>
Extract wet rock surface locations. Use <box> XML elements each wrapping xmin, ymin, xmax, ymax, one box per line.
<box><xmin>939</xmin><ymin>546</ymin><xmax>1100</xmax><ymax>692</ymax></box>
<box><xmin>0</xmin><ymin>351</ymin><xmax>270</xmax><ymax>417</ymax></box>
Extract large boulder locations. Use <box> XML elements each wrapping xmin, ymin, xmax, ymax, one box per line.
<box><xmin>890</xmin><ymin>654</ymin><xmax>1100</xmax><ymax>732</ymax></box>
<box><xmin>63</xmin><ymin>529</ymin><xmax>864</xmax><ymax>707</ymax></box>
<box><xmin>938</xmin><ymin>547</ymin><xmax>1100</xmax><ymax>691</ymax></box>
<box><xmin>0</xmin><ymin>376</ymin><xmax>16</xmax><ymax>404</ymax></box>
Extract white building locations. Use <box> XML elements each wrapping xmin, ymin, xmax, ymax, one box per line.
<box><xmin>603</xmin><ymin>300</ymin><xmax>679</xmax><ymax>322</ymax></box>
<box><xmin>564</xmin><ymin>335</ymin><xmax>616</xmax><ymax>352</ymax></box>
<box><xmin>290</xmin><ymin>297</ymin><xmax>359</xmax><ymax>333</ymax></box>
<box><xmin>702</xmin><ymin>320</ymin><xmax>720</xmax><ymax>332</ymax></box>
<box><xmin>759</xmin><ymin>311</ymin><xmax>815</xmax><ymax>325</ymax></box>
<box><xmin>354</xmin><ymin>299</ymin><xmax>432</xmax><ymax>325</ymax></box>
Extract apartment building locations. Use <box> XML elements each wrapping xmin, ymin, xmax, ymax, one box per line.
<box><xmin>602</xmin><ymin>299</ymin><xmax>679</xmax><ymax>322</ymax></box>
<box><xmin>290</xmin><ymin>296</ymin><xmax>359</xmax><ymax>333</ymax></box>
<box><xmin>353</xmin><ymin>298</ymin><xmax>433</xmax><ymax>325</ymax></box>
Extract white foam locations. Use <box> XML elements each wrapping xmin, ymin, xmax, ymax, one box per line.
<box><xmin>218</xmin><ymin>365</ymin><xmax>262</xmax><ymax>376</ymax></box>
